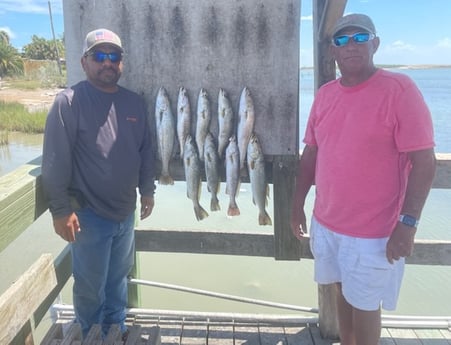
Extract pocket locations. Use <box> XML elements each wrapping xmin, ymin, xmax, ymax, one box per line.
<box><xmin>360</xmin><ymin>252</ymin><xmax>393</xmax><ymax>271</ymax></box>
<box><xmin>310</xmin><ymin>221</ymin><xmax>333</xmax><ymax>261</ymax></box>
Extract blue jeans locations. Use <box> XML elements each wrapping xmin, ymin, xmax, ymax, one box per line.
<box><xmin>72</xmin><ymin>208</ymin><xmax>135</xmax><ymax>338</ymax></box>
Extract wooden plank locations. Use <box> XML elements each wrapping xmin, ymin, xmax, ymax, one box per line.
<box><xmin>60</xmin><ymin>323</ymin><xmax>82</xmax><ymax>345</ymax></box>
<box><xmin>273</xmin><ymin>155</ymin><xmax>300</xmax><ymax>260</ymax></box>
<box><xmin>207</xmin><ymin>323</ymin><xmax>234</xmax><ymax>345</ymax></box>
<box><xmin>258</xmin><ymin>325</ymin><xmax>286</xmax><ymax>344</ymax></box>
<box><xmin>145</xmin><ymin>325</ymin><xmax>161</xmax><ymax>345</ymax></box>
<box><xmin>433</xmin><ymin>153</ymin><xmax>451</xmax><ymax>188</ymax></box>
<box><xmin>414</xmin><ymin>329</ymin><xmax>450</xmax><ymax>345</ymax></box>
<box><xmin>135</xmin><ymin>229</ymin><xmax>451</xmax><ymax>265</ymax></box>
<box><xmin>83</xmin><ymin>324</ymin><xmax>103</xmax><ymax>344</ymax></box>
<box><xmin>308</xmin><ymin>326</ymin><xmax>338</xmax><ymax>344</ymax></box>
<box><xmin>0</xmin><ymin>157</ymin><xmax>47</xmax><ymax>252</ymax></box>
<box><xmin>158</xmin><ymin>319</ymin><xmax>183</xmax><ymax>345</ymax></box>
<box><xmin>0</xmin><ymin>253</ymin><xmax>57</xmax><ymax>345</ymax></box>
<box><xmin>283</xmin><ymin>326</ymin><xmax>315</xmax><ymax>345</ymax></box>
<box><xmin>135</xmin><ymin>230</ymin><xmax>275</xmax><ymax>257</ymax></box>
<box><xmin>40</xmin><ymin>324</ymin><xmax>63</xmax><ymax>345</ymax></box>
<box><xmin>180</xmin><ymin>320</ymin><xmax>207</xmax><ymax>345</ymax></box>
<box><xmin>317</xmin><ymin>284</ymin><xmax>338</xmax><ymax>340</ymax></box>
<box><xmin>387</xmin><ymin>328</ymin><xmax>422</xmax><ymax>345</ymax></box>
<box><xmin>233</xmin><ymin>324</ymin><xmax>261</xmax><ymax>345</ymax></box>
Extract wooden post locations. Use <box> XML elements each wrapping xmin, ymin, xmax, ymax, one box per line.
<box><xmin>312</xmin><ymin>0</ymin><xmax>347</xmax><ymax>339</ymax></box>
<box><xmin>273</xmin><ymin>155</ymin><xmax>301</xmax><ymax>260</ymax></box>
<box><xmin>128</xmin><ymin>241</ymin><xmax>141</xmax><ymax>308</ymax></box>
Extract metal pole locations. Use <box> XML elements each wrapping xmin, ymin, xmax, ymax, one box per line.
<box><xmin>48</xmin><ymin>1</ymin><xmax>62</xmax><ymax>75</ymax></box>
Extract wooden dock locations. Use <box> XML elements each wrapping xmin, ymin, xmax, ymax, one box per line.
<box><xmin>40</xmin><ymin>311</ymin><xmax>451</xmax><ymax>345</ymax></box>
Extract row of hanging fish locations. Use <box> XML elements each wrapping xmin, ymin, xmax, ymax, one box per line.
<box><xmin>154</xmin><ymin>86</ymin><xmax>272</xmax><ymax>226</ymax></box>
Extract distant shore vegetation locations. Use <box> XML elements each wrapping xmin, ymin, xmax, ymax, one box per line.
<box><xmin>0</xmin><ymin>100</ymin><xmax>47</xmax><ymax>134</ymax></box>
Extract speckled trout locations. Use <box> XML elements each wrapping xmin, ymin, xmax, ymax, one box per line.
<box><xmin>155</xmin><ymin>86</ymin><xmax>175</xmax><ymax>185</ymax></box>
<box><xmin>177</xmin><ymin>86</ymin><xmax>191</xmax><ymax>158</ymax></box>
<box><xmin>183</xmin><ymin>135</ymin><xmax>209</xmax><ymax>221</ymax></box>
<box><xmin>247</xmin><ymin>133</ymin><xmax>272</xmax><ymax>226</ymax></box>
<box><xmin>204</xmin><ymin>133</ymin><xmax>221</xmax><ymax>211</ymax></box>
<box><xmin>237</xmin><ymin>87</ymin><xmax>255</xmax><ymax>171</ymax></box>
<box><xmin>217</xmin><ymin>88</ymin><xmax>234</xmax><ymax>158</ymax></box>
<box><xmin>195</xmin><ymin>88</ymin><xmax>211</xmax><ymax>161</ymax></box>
<box><xmin>225</xmin><ymin>135</ymin><xmax>240</xmax><ymax>216</ymax></box>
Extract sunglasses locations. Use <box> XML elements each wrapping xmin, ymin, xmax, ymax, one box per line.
<box><xmin>332</xmin><ymin>32</ymin><xmax>375</xmax><ymax>47</ymax></box>
<box><xmin>86</xmin><ymin>51</ymin><xmax>122</xmax><ymax>63</ymax></box>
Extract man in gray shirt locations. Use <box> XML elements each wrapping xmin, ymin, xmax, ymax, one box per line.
<box><xmin>42</xmin><ymin>28</ymin><xmax>156</xmax><ymax>339</ymax></box>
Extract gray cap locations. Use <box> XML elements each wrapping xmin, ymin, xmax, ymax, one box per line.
<box><xmin>83</xmin><ymin>28</ymin><xmax>123</xmax><ymax>54</ymax></box>
<box><xmin>332</xmin><ymin>13</ymin><xmax>376</xmax><ymax>37</ymax></box>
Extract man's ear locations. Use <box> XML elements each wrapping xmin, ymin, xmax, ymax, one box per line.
<box><xmin>371</xmin><ymin>36</ymin><xmax>380</xmax><ymax>54</ymax></box>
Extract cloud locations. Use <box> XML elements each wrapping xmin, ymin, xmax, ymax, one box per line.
<box><xmin>389</xmin><ymin>40</ymin><xmax>416</xmax><ymax>51</ymax></box>
<box><xmin>301</xmin><ymin>15</ymin><xmax>313</xmax><ymax>21</ymax></box>
<box><xmin>0</xmin><ymin>0</ymin><xmax>62</xmax><ymax>14</ymax></box>
<box><xmin>0</xmin><ymin>26</ymin><xmax>15</xmax><ymax>39</ymax></box>
<box><xmin>437</xmin><ymin>38</ymin><xmax>451</xmax><ymax>48</ymax></box>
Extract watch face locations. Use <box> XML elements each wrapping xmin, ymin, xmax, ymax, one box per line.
<box><xmin>400</xmin><ymin>215</ymin><xmax>418</xmax><ymax>227</ymax></box>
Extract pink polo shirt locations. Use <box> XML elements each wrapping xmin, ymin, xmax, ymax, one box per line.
<box><xmin>304</xmin><ymin>69</ymin><xmax>434</xmax><ymax>238</ymax></box>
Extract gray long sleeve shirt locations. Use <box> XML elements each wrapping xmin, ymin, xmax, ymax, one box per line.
<box><xmin>42</xmin><ymin>80</ymin><xmax>156</xmax><ymax>222</ymax></box>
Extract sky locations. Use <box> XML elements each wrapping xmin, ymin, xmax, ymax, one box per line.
<box><xmin>1</xmin><ymin>0</ymin><xmax>451</xmax><ymax>67</ymax></box>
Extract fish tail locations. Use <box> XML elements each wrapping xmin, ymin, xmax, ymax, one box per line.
<box><xmin>159</xmin><ymin>174</ymin><xmax>174</xmax><ymax>185</ymax></box>
<box><xmin>227</xmin><ymin>203</ymin><xmax>240</xmax><ymax>217</ymax></box>
<box><xmin>259</xmin><ymin>211</ymin><xmax>272</xmax><ymax>226</ymax></box>
<box><xmin>194</xmin><ymin>205</ymin><xmax>209</xmax><ymax>221</ymax></box>
<box><xmin>210</xmin><ymin>196</ymin><xmax>221</xmax><ymax>212</ymax></box>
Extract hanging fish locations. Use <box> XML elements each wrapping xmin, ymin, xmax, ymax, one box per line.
<box><xmin>247</xmin><ymin>133</ymin><xmax>272</xmax><ymax>226</ymax></box>
<box><xmin>177</xmin><ymin>86</ymin><xmax>191</xmax><ymax>158</ymax></box>
<box><xmin>195</xmin><ymin>88</ymin><xmax>211</xmax><ymax>161</ymax></box>
<box><xmin>217</xmin><ymin>88</ymin><xmax>234</xmax><ymax>158</ymax></box>
<box><xmin>237</xmin><ymin>87</ymin><xmax>255</xmax><ymax>171</ymax></box>
<box><xmin>225</xmin><ymin>135</ymin><xmax>240</xmax><ymax>216</ymax></box>
<box><xmin>183</xmin><ymin>135</ymin><xmax>209</xmax><ymax>221</ymax></box>
<box><xmin>155</xmin><ymin>87</ymin><xmax>175</xmax><ymax>185</ymax></box>
<box><xmin>204</xmin><ymin>133</ymin><xmax>221</xmax><ymax>211</ymax></box>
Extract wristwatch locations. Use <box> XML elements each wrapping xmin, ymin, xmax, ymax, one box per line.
<box><xmin>398</xmin><ymin>214</ymin><xmax>419</xmax><ymax>228</ymax></box>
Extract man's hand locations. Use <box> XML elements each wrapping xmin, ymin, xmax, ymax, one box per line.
<box><xmin>386</xmin><ymin>223</ymin><xmax>416</xmax><ymax>264</ymax></box>
<box><xmin>140</xmin><ymin>195</ymin><xmax>155</xmax><ymax>220</ymax></box>
<box><xmin>290</xmin><ymin>208</ymin><xmax>307</xmax><ymax>240</ymax></box>
<box><xmin>53</xmin><ymin>213</ymin><xmax>80</xmax><ymax>242</ymax></box>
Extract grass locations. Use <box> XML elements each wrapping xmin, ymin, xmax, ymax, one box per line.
<box><xmin>0</xmin><ymin>100</ymin><xmax>47</xmax><ymax>134</ymax></box>
<box><xmin>6</xmin><ymin>79</ymin><xmax>42</xmax><ymax>90</ymax></box>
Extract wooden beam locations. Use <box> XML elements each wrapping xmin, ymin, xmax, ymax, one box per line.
<box><xmin>0</xmin><ymin>254</ymin><xmax>57</xmax><ymax>345</ymax></box>
<box><xmin>433</xmin><ymin>153</ymin><xmax>451</xmax><ymax>188</ymax></box>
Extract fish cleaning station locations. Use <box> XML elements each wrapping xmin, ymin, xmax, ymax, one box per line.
<box><xmin>1</xmin><ymin>0</ymin><xmax>451</xmax><ymax>344</ymax></box>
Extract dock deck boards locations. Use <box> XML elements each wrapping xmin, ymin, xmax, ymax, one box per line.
<box><xmin>41</xmin><ymin>312</ymin><xmax>451</xmax><ymax>345</ymax></box>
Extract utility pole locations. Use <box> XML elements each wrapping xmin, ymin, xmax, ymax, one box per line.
<box><xmin>48</xmin><ymin>1</ymin><xmax>62</xmax><ymax>75</ymax></box>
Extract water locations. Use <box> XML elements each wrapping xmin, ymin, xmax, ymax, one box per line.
<box><xmin>1</xmin><ymin>68</ymin><xmax>451</xmax><ymax>326</ymax></box>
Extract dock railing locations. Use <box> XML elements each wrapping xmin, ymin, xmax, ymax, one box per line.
<box><xmin>0</xmin><ymin>153</ymin><xmax>450</xmax><ymax>344</ymax></box>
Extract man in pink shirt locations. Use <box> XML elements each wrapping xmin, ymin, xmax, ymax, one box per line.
<box><xmin>290</xmin><ymin>13</ymin><xmax>436</xmax><ymax>345</ymax></box>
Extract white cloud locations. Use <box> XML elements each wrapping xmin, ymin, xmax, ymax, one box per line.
<box><xmin>0</xmin><ymin>0</ymin><xmax>62</xmax><ymax>14</ymax></box>
<box><xmin>301</xmin><ymin>15</ymin><xmax>313</xmax><ymax>21</ymax></box>
<box><xmin>0</xmin><ymin>26</ymin><xmax>15</xmax><ymax>39</ymax></box>
<box><xmin>386</xmin><ymin>40</ymin><xmax>416</xmax><ymax>52</ymax></box>
<box><xmin>437</xmin><ymin>38</ymin><xmax>451</xmax><ymax>48</ymax></box>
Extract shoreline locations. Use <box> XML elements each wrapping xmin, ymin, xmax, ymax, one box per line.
<box><xmin>300</xmin><ymin>64</ymin><xmax>451</xmax><ymax>70</ymax></box>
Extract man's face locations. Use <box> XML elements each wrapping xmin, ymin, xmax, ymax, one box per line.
<box><xmin>330</xmin><ymin>28</ymin><xmax>379</xmax><ymax>76</ymax></box>
<box><xmin>81</xmin><ymin>44</ymin><xmax>123</xmax><ymax>90</ymax></box>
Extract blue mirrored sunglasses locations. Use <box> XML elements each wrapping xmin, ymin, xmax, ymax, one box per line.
<box><xmin>86</xmin><ymin>51</ymin><xmax>122</xmax><ymax>63</ymax></box>
<box><xmin>332</xmin><ymin>32</ymin><xmax>375</xmax><ymax>47</ymax></box>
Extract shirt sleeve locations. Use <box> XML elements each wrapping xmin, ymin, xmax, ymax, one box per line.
<box><xmin>41</xmin><ymin>89</ymin><xmax>78</xmax><ymax>218</ymax></box>
<box><xmin>394</xmin><ymin>79</ymin><xmax>435</xmax><ymax>152</ymax></box>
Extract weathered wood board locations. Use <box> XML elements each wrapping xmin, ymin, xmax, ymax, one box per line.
<box><xmin>63</xmin><ymin>0</ymin><xmax>300</xmax><ymax>157</ymax></box>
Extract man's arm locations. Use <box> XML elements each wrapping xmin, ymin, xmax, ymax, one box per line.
<box><xmin>290</xmin><ymin>144</ymin><xmax>318</xmax><ymax>239</ymax></box>
<box><xmin>386</xmin><ymin>148</ymin><xmax>436</xmax><ymax>263</ymax></box>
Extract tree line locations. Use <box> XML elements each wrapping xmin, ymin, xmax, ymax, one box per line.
<box><xmin>0</xmin><ymin>30</ymin><xmax>65</xmax><ymax>78</ymax></box>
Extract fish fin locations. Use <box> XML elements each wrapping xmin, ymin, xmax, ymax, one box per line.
<box><xmin>210</xmin><ymin>196</ymin><xmax>221</xmax><ymax>212</ymax></box>
<box><xmin>159</xmin><ymin>174</ymin><xmax>174</xmax><ymax>185</ymax></box>
<box><xmin>227</xmin><ymin>205</ymin><xmax>240</xmax><ymax>217</ymax></box>
<box><xmin>259</xmin><ymin>211</ymin><xmax>272</xmax><ymax>226</ymax></box>
<box><xmin>194</xmin><ymin>205</ymin><xmax>209</xmax><ymax>221</ymax></box>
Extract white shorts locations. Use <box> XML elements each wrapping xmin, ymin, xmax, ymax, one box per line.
<box><xmin>310</xmin><ymin>217</ymin><xmax>404</xmax><ymax>311</ymax></box>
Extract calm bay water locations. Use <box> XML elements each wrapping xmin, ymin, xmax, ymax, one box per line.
<box><xmin>1</xmin><ymin>68</ymin><xmax>450</xmax><ymax>325</ymax></box>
